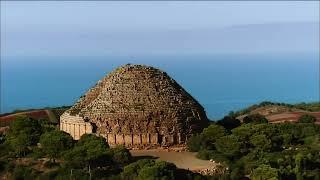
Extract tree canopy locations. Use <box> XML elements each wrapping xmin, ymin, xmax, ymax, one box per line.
<box><xmin>64</xmin><ymin>134</ymin><xmax>112</xmax><ymax>168</ymax></box>
<box><xmin>40</xmin><ymin>130</ymin><xmax>74</xmax><ymax>161</ymax></box>
<box><xmin>187</xmin><ymin>116</ymin><xmax>320</xmax><ymax>179</ymax></box>
<box><xmin>6</xmin><ymin>116</ymin><xmax>42</xmax><ymax>156</ymax></box>
<box><xmin>251</xmin><ymin>164</ymin><xmax>278</xmax><ymax>180</ymax></box>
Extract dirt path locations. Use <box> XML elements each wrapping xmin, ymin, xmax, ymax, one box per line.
<box><xmin>45</xmin><ymin>110</ymin><xmax>58</xmax><ymax>123</ymax></box>
<box><xmin>130</xmin><ymin>149</ymin><xmax>213</xmax><ymax>171</ymax></box>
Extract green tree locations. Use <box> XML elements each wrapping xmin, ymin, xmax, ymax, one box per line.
<box><xmin>243</xmin><ymin>114</ymin><xmax>268</xmax><ymax>124</ymax></box>
<box><xmin>201</xmin><ymin>124</ymin><xmax>226</xmax><ymax>150</ymax></box>
<box><xmin>7</xmin><ymin>116</ymin><xmax>42</xmax><ymax>144</ymax></box>
<box><xmin>232</xmin><ymin>124</ymin><xmax>255</xmax><ymax>141</ymax></box>
<box><xmin>137</xmin><ymin>161</ymin><xmax>176</xmax><ymax>180</ymax></box>
<box><xmin>186</xmin><ymin>134</ymin><xmax>203</xmax><ymax>152</ymax></box>
<box><xmin>294</xmin><ymin>153</ymin><xmax>304</xmax><ymax>180</ymax></box>
<box><xmin>112</xmin><ymin>145</ymin><xmax>132</xmax><ymax>165</ymax></box>
<box><xmin>39</xmin><ymin>130</ymin><xmax>74</xmax><ymax>162</ymax></box>
<box><xmin>9</xmin><ymin>133</ymin><xmax>30</xmax><ymax>156</ymax></box>
<box><xmin>64</xmin><ymin>134</ymin><xmax>112</xmax><ymax>168</ymax></box>
<box><xmin>6</xmin><ymin>116</ymin><xmax>42</xmax><ymax>156</ymax></box>
<box><xmin>298</xmin><ymin>114</ymin><xmax>316</xmax><ymax>123</ymax></box>
<box><xmin>249</xmin><ymin>134</ymin><xmax>272</xmax><ymax>151</ymax></box>
<box><xmin>215</xmin><ymin>135</ymin><xmax>242</xmax><ymax>158</ymax></box>
<box><xmin>251</xmin><ymin>164</ymin><xmax>278</xmax><ymax>180</ymax></box>
<box><xmin>217</xmin><ymin>116</ymin><xmax>241</xmax><ymax>130</ymax></box>
<box><xmin>121</xmin><ymin>159</ymin><xmax>155</xmax><ymax>179</ymax></box>
<box><xmin>12</xmin><ymin>165</ymin><xmax>37</xmax><ymax>180</ymax></box>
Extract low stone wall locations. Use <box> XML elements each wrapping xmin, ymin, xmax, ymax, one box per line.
<box><xmin>60</xmin><ymin>113</ymin><xmax>93</xmax><ymax>140</ymax></box>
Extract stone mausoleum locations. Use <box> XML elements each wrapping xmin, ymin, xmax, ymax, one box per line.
<box><xmin>60</xmin><ymin>64</ymin><xmax>208</xmax><ymax>147</ymax></box>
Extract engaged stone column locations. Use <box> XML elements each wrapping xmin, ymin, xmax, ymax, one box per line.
<box><xmin>178</xmin><ymin>133</ymin><xmax>182</xmax><ymax>144</ymax></box>
<box><xmin>124</xmin><ymin>134</ymin><xmax>133</xmax><ymax>145</ymax></box>
<box><xmin>133</xmin><ymin>134</ymin><xmax>142</xmax><ymax>145</ymax></box>
<box><xmin>142</xmin><ymin>134</ymin><xmax>149</xmax><ymax>144</ymax></box>
<box><xmin>68</xmin><ymin>124</ymin><xmax>71</xmax><ymax>136</ymax></box>
<box><xmin>150</xmin><ymin>133</ymin><xmax>158</xmax><ymax>144</ymax></box>
<box><xmin>116</xmin><ymin>134</ymin><xmax>125</xmax><ymax>145</ymax></box>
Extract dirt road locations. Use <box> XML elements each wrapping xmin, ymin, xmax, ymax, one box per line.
<box><xmin>130</xmin><ymin>149</ymin><xmax>213</xmax><ymax>171</ymax></box>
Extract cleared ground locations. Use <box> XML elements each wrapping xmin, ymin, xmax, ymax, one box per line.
<box><xmin>130</xmin><ymin>149</ymin><xmax>213</xmax><ymax>171</ymax></box>
<box><xmin>267</xmin><ymin>112</ymin><xmax>320</xmax><ymax>124</ymax></box>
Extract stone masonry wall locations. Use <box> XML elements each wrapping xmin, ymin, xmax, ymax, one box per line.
<box><xmin>60</xmin><ymin>112</ymin><xmax>93</xmax><ymax>140</ymax></box>
<box><xmin>60</xmin><ymin>112</ymin><xmax>182</xmax><ymax>146</ymax></box>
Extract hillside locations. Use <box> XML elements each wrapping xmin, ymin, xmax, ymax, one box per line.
<box><xmin>0</xmin><ymin>106</ymin><xmax>70</xmax><ymax>128</ymax></box>
<box><xmin>234</xmin><ymin>102</ymin><xmax>320</xmax><ymax>124</ymax></box>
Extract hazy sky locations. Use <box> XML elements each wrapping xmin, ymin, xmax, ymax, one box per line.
<box><xmin>1</xmin><ymin>1</ymin><xmax>319</xmax><ymax>57</ymax></box>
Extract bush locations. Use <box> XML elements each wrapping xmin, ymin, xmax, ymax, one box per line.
<box><xmin>249</xmin><ymin>134</ymin><xmax>272</xmax><ymax>151</ymax></box>
<box><xmin>12</xmin><ymin>165</ymin><xmax>37</xmax><ymax>180</ymax></box>
<box><xmin>43</xmin><ymin>161</ymin><xmax>59</xmax><ymax>168</ymax></box>
<box><xmin>187</xmin><ymin>134</ymin><xmax>203</xmax><ymax>152</ymax></box>
<box><xmin>243</xmin><ymin>114</ymin><xmax>268</xmax><ymax>124</ymax></box>
<box><xmin>30</xmin><ymin>147</ymin><xmax>46</xmax><ymax>159</ymax></box>
<box><xmin>251</xmin><ymin>164</ymin><xmax>278</xmax><ymax>180</ymax></box>
<box><xmin>196</xmin><ymin>149</ymin><xmax>215</xmax><ymax>160</ymax></box>
<box><xmin>137</xmin><ymin>161</ymin><xmax>176</xmax><ymax>180</ymax></box>
<box><xmin>298</xmin><ymin>114</ymin><xmax>316</xmax><ymax>123</ymax></box>
<box><xmin>112</xmin><ymin>145</ymin><xmax>132</xmax><ymax>165</ymax></box>
<box><xmin>202</xmin><ymin>124</ymin><xmax>227</xmax><ymax>142</ymax></box>
<box><xmin>215</xmin><ymin>135</ymin><xmax>242</xmax><ymax>158</ymax></box>
<box><xmin>217</xmin><ymin>116</ymin><xmax>241</xmax><ymax>130</ymax></box>
<box><xmin>201</xmin><ymin>124</ymin><xmax>227</xmax><ymax>150</ymax></box>
<box><xmin>64</xmin><ymin>134</ymin><xmax>112</xmax><ymax>168</ymax></box>
<box><xmin>0</xmin><ymin>159</ymin><xmax>8</xmax><ymax>173</ymax></box>
<box><xmin>40</xmin><ymin>130</ymin><xmax>74</xmax><ymax>161</ymax></box>
<box><xmin>121</xmin><ymin>159</ymin><xmax>155</xmax><ymax>179</ymax></box>
<box><xmin>0</xmin><ymin>143</ymin><xmax>13</xmax><ymax>157</ymax></box>
<box><xmin>0</xmin><ymin>134</ymin><xmax>5</xmax><ymax>144</ymax></box>
<box><xmin>6</xmin><ymin>116</ymin><xmax>42</xmax><ymax>156</ymax></box>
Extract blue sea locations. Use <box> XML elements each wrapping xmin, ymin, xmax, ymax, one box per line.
<box><xmin>1</xmin><ymin>53</ymin><xmax>319</xmax><ymax>120</ymax></box>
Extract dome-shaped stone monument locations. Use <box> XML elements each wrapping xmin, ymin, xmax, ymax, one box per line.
<box><xmin>60</xmin><ymin>64</ymin><xmax>208</xmax><ymax>147</ymax></box>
